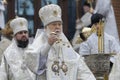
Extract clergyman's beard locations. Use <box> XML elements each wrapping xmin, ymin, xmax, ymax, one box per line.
<box><xmin>46</xmin><ymin>27</ymin><xmax>61</xmax><ymax>37</ymax></box>
<box><xmin>46</xmin><ymin>27</ymin><xmax>52</xmax><ymax>37</ymax></box>
<box><xmin>17</xmin><ymin>39</ymin><xmax>29</xmax><ymax>48</ymax></box>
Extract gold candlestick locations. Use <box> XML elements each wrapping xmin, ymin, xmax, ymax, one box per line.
<box><xmin>98</xmin><ymin>20</ymin><xmax>104</xmax><ymax>54</ymax></box>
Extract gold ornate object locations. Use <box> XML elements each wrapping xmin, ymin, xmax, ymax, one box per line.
<box><xmin>53</xmin><ymin>10</ymin><xmax>58</xmax><ymax>17</ymax></box>
<box><xmin>104</xmin><ymin>73</ymin><xmax>108</xmax><ymax>80</ymax></box>
<box><xmin>51</xmin><ymin>32</ymin><xmax>69</xmax><ymax>75</ymax></box>
<box><xmin>75</xmin><ymin>35</ymin><xmax>83</xmax><ymax>44</ymax></box>
<box><xmin>97</xmin><ymin>20</ymin><xmax>104</xmax><ymax>53</ymax></box>
<box><xmin>87</xmin><ymin>0</ymin><xmax>93</xmax><ymax>3</ymax></box>
<box><xmin>20</xmin><ymin>21</ymin><xmax>24</xmax><ymax>27</ymax></box>
<box><xmin>76</xmin><ymin>26</ymin><xmax>96</xmax><ymax>44</ymax></box>
<box><xmin>61</xmin><ymin>61</ymin><xmax>68</xmax><ymax>75</ymax></box>
<box><xmin>84</xmin><ymin>19</ymin><xmax>110</xmax><ymax>80</ymax></box>
<box><xmin>51</xmin><ymin>32</ymin><xmax>57</xmax><ymax>35</ymax></box>
<box><xmin>51</xmin><ymin>31</ymin><xmax>70</xmax><ymax>48</ymax></box>
<box><xmin>87</xmin><ymin>0</ymin><xmax>94</xmax><ymax>13</ymax></box>
<box><xmin>87</xmin><ymin>0</ymin><xmax>93</xmax><ymax>7</ymax></box>
<box><xmin>51</xmin><ymin>61</ymin><xmax>60</xmax><ymax>75</ymax></box>
<box><xmin>84</xmin><ymin>54</ymin><xmax>110</xmax><ymax>80</ymax></box>
<box><xmin>3</xmin><ymin>0</ymin><xmax>8</xmax><ymax>5</ymax></box>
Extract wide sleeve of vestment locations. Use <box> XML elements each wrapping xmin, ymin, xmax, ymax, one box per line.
<box><xmin>0</xmin><ymin>55</ymin><xmax>8</xmax><ymax>80</ymax></box>
<box><xmin>79</xmin><ymin>41</ymin><xmax>91</xmax><ymax>56</ymax></box>
<box><xmin>109</xmin><ymin>53</ymin><xmax>120</xmax><ymax>80</ymax></box>
<box><xmin>109</xmin><ymin>35</ymin><xmax>120</xmax><ymax>53</ymax></box>
<box><xmin>0</xmin><ymin>1</ymin><xmax>5</xmax><ymax>11</ymax></box>
<box><xmin>25</xmin><ymin>32</ymin><xmax>51</xmax><ymax>75</ymax></box>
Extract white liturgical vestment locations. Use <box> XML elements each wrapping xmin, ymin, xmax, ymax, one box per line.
<box><xmin>109</xmin><ymin>53</ymin><xmax>120</xmax><ymax>80</ymax></box>
<box><xmin>0</xmin><ymin>39</ymin><xmax>35</xmax><ymax>80</ymax></box>
<box><xmin>0</xmin><ymin>37</ymin><xmax>11</xmax><ymax>64</ymax></box>
<box><xmin>25</xmin><ymin>31</ymin><xmax>96</xmax><ymax>80</ymax></box>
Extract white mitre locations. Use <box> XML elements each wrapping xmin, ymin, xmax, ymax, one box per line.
<box><xmin>10</xmin><ymin>17</ymin><xmax>28</xmax><ymax>35</ymax></box>
<box><xmin>39</xmin><ymin>4</ymin><xmax>62</xmax><ymax>27</ymax></box>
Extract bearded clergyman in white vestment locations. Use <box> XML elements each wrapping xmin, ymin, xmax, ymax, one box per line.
<box><xmin>25</xmin><ymin>4</ymin><xmax>96</xmax><ymax>80</ymax></box>
<box><xmin>0</xmin><ymin>17</ymin><xmax>35</xmax><ymax>80</ymax></box>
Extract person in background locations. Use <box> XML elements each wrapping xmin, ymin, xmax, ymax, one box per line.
<box><xmin>0</xmin><ymin>20</ymin><xmax>13</xmax><ymax>64</ymax></box>
<box><xmin>83</xmin><ymin>1</ymin><xmax>91</xmax><ymax>13</ymax></box>
<box><xmin>79</xmin><ymin>13</ymin><xmax>120</xmax><ymax>69</ymax></box>
<box><xmin>95</xmin><ymin>0</ymin><xmax>119</xmax><ymax>44</ymax></box>
<box><xmin>0</xmin><ymin>17</ymin><xmax>35</xmax><ymax>80</ymax></box>
<box><xmin>72</xmin><ymin>0</ymin><xmax>93</xmax><ymax>52</ymax></box>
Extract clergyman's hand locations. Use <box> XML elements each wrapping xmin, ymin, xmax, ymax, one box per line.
<box><xmin>48</xmin><ymin>32</ymin><xmax>58</xmax><ymax>45</ymax></box>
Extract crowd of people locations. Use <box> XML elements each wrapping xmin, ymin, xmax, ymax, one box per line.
<box><xmin>0</xmin><ymin>0</ymin><xmax>120</xmax><ymax>80</ymax></box>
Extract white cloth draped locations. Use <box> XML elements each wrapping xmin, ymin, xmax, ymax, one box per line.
<box><xmin>0</xmin><ymin>1</ymin><xmax>5</xmax><ymax>29</ymax></box>
<box><xmin>0</xmin><ymin>39</ymin><xmax>35</xmax><ymax>80</ymax></box>
<box><xmin>109</xmin><ymin>53</ymin><xmax>120</xmax><ymax>80</ymax></box>
<box><xmin>25</xmin><ymin>31</ymin><xmax>96</xmax><ymax>80</ymax></box>
<box><xmin>94</xmin><ymin>0</ymin><xmax>119</xmax><ymax>43</ymax></box>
